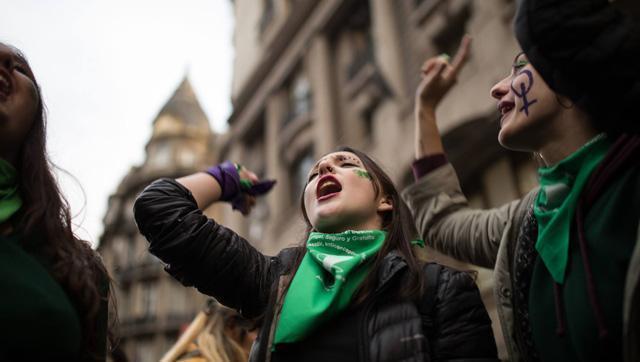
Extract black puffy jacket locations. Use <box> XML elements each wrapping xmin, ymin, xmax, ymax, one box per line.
<box><xmin>134</xmin><ymin>178</ymin><xmax>499</xmax><ymax>362</ymax></box>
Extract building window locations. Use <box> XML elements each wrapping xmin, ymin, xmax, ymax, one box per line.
<box><xmin>178</xmin><ymin>148</ymin><xmax>197</xmax><ymax>168</ymax></box>
<box><xmin>150</xmin><ymin>142</ymin><xmax>172</xmax><ymax>169</ymax></box>
<box><xmin>283</xmin><ymin>72</ymin><xmax>312</xmax><ymax>127</ymax></box>
<box><xmin>291</xmin><ymin>150</ymin><xmax>315</xmax><ymax>202</ymax></box>
<box><xmin>260</xmin><ymin>0</ymin><xmax>275</xmax><ymax>33</ymax></box>
<box><xmin>346</xmin><ymin>32</ymin><xmax>374</xmax><ymax>81</ymax></box>
<box><xmin>361</xmin><ymin>101</ymin><xmax>379</xmax><ymax>141</ymax></box>
<box><xmin>140</xmin><ymin>282</ymin><xmax>157</xmax><ymax>318</ymax></box>
<box><xmin>112</xmin><ymin>236</ymin><xmax>128</xmax><ymax>271</ymax></box>
<box><xmin>343</xmin><ymin>2</ymin><xmax>373</xmax><ymax>81</ymax></box>
<box><xmin>292</xmin><ymin>74</ymin><xmax>311</xmax><ymax>117</ymax></box>
<box><xmin>127</xmin><ymin>234</ymin><xmax>139</xmax><ymax>267</ymax></box>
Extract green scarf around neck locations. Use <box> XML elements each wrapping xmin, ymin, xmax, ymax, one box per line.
<box><xmin>273</xmin><ymin>229</ymin><xmax>386</xmax><ymax>347</ymax></box>
<box><xmin>533</xmin><ymin>134</ymin><xmax>609</xmax><ymax>283</ymax></box>
<box><xmin>0</xmin><ymin>158</ymin><xmax>22</xmax><ymax>224</ymax></box>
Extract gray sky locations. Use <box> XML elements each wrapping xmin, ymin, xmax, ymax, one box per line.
<box><xmin>1</xmin><ymin>0</ymin><xmax>234</xmax><ymax>246</ymax></box>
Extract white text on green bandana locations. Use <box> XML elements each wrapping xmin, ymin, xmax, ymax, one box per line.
<box><xmin>273</xmin><ymin>230</ymin><xmax>386</xmax><ymax>347</ymax></box>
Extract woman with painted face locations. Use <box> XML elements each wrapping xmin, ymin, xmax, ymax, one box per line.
<box><xmin>0</xmin><ymin>43</ymin><xmax>113</xmax><ymax>360</ymax></box>
<box><xmin>403</xmin><ymin>3</ymin><xmax>640</xmax><ymax>360</ymax></box>
<box><xmin>134</xmin><ymin>147</ymin><xmax>499</xmax><ymax>361</ymax></box>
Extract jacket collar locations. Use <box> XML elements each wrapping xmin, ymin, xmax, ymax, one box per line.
<box><xmin>376</xmin><ymin>250</ymin><xmax>408</xmax><ymax>290</ymax></box>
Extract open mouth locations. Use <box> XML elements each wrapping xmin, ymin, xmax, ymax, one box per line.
<box><xmin>316</xmin><ymin>175</ymin><xmax>342</xmax><ymax>201</ymax></box>
<box><xmin>0</xmin><ymin>70</ymin><xmax>12</xmax><ymax>100</ymax></box>
<box><xmin>498</xmin><ymin>101</ymin><xmax>514</xmax><ymax>116</ymax></box>
<box><xmin>498</xmin><ymin>101</ymin><xmax>515</xmax><ymax>126</ymax></box>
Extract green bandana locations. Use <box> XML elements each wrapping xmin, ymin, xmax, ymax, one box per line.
<box><xmin>0</xmin><ymin>159</ymin><xmax>22</xmax><ymax>224</ymax></box>
<box><xmin>533</xmin><ymin>134</ymin><xmax>609</xmax><ymax>283</ymax></box>
<box><xmin>273</xmin><ymin>229</ymin><xmax>386</xmax><ymax>346</ymax></box>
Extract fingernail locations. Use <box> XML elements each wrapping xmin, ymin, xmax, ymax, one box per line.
<box><xmin>439</xmin><ymin>53</ymin><xmax>450</xmax><ymax>62</ymax></box>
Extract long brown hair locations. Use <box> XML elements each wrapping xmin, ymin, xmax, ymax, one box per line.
<box><xmin>297</xmin><ymin>146</ymin><xmax>424</xmax><ymax>304</ymax></box>
<box><xmin>8</xmin><ymin>44</ymin><xmax>115</xmax><ymax>360</ymax></box>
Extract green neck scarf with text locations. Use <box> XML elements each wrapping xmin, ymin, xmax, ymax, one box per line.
<box><xmin>533</xmin><ymin>134</ymin><xmax>609</xmax><ymax>283</ymax></box>
<box><xmin>273</xmin><ymin>229</ymin><xmax>386</xmax><ymax>347</ymax></box>
<box><xmin>0</xmin><ymin>158</ymin><xmax>22</xmax><ymax>224</ymax></box>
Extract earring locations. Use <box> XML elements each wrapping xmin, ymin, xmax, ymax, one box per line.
<box><xmin>555</xmin><ymin>94</ymin><xmax>573</xmax><ymax>109</ymax></box>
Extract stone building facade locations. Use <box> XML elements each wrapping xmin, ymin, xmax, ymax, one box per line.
<box><xmin>221</xmin><ymin>0</ymin><xmax>538</xmax><ymax>358</ymax></box>
<box><xmin>98</xmin><ymin>78</ymin><xmax>223</xmax><ymax>362</ymax></box>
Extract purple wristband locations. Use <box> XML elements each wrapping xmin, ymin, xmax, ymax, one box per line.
<box><xmin>205</xmin><ymin>161</ymin><xmax>241</xmax><ymax>202</ymax></box>
<box><xmin>205</xmin><ymin>162</ymin><xmax>278</xmax><ymax>213</ymax></box>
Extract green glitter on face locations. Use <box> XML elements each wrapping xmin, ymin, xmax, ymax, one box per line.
<box><xmin>354</xmin><ymin>169</ymin><xmax>372</xmax><ymax>180</ymax></box>
<box><xmin>514</xmin><ymin>59</ymin><xmax>529</xmax><ymax>68</ymax></box>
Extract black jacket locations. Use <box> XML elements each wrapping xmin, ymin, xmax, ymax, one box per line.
<box><xmin>134</xmin><ymin>178</ymin><xmax>498</xmax><ymax>362</ymax></box>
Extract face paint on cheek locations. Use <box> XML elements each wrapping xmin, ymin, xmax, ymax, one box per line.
<box><xmin>353</xmin><ymin>169</ymin><xmax>372</xmax><ymax>180</ymax></box>
<box><xmin>510</xmin><ymin>69</ymin><xmax>538</xmax><ymax>116</ymax></box>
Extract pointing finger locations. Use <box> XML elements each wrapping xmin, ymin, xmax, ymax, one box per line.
<box><xmin>448</xmin><ymin>35</ymin><xmax>472</xmax><ymax>78</ymax></box>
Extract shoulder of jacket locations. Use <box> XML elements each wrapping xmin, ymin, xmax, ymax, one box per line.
<box><xmin>416</xmin><ymin>263</ymin><xmax>476</xmax><ymax>319</ymax></box>
<box><xmin>428</xmin><ymin>264</ymin><xmax>477</xmax><ymax>297</ymax></box>
<box><xmin>274</xmin><ymin>246</ymin><xmax>304</xmax><ymax>273</ymax></box>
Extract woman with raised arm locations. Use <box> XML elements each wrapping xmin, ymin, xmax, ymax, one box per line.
<box><xmin>134</xmin><ymin>147</ymin><xmax>499</xmax><ymax>361</ymax></box>
<box><xmin>0</xmin><ymin>42</ymin><xmax>112</xmax><ymax>361</ymax></box>
<box><xmin>402</xmin><ymin>2</ymin><xmax>640</xmax><ymax>360</ymax></box>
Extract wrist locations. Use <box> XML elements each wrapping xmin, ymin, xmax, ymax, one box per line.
<box><xmin>205</xmin><ymin>161</ymin><xmax>242</xmax><ymax>202</ymax></box>
<box><xmin>416</xmin><ymin>104</ymin><xmax>437</xmax><ymax>119</ymax></box>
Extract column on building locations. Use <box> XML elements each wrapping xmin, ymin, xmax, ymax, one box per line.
<box><xmin>263</xmin><ymin>89</ymin><xmax>291</xmax><ymax>247</ymax></box>
<box><xmin>306</xmin><ymin>35</ymin><xmax>339</xmax><ymax>158</ymax></box>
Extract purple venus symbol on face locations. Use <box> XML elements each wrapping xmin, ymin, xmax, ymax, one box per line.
<box><xmin>510</xmin><ymin>69</ymin><xmax>538</xmax><ymax>116</ymax></box>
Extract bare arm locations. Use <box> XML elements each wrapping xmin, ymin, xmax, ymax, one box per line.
<box><xmin>176</xmin><ymin>166</ymin><xmax>259</xmax><ymax>214</ymax></box>
<box><xmin>176</xmin><ymin>173</ymin><xmax>222</xmax><ymax>209</ymax></box>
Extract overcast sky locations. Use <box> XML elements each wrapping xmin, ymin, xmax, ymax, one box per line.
<box><xmin>1</xmin><ymin>0</ymin><xmax>234</xmax><ymax>246</ymax></box>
